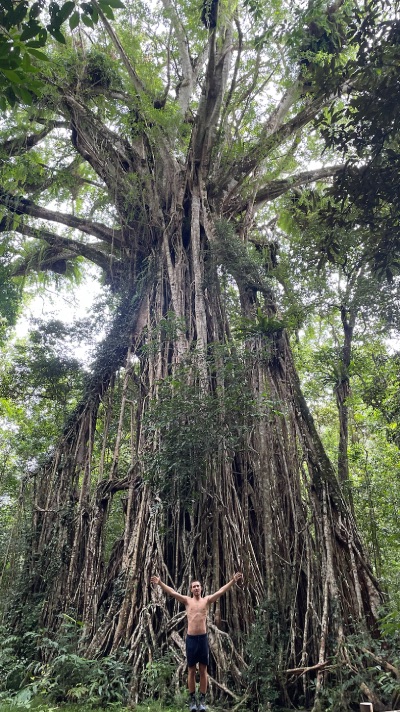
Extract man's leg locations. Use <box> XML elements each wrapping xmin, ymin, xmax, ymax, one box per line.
<box><xmin>187</xmin><ymin>666</ymin><xmax>197</xmax><ymax>711</ymax></box>
<box><xmin>188</xmin><ymin>665</ymin><xmax>196</xmax><ymax>694</ymax></box>
<box><xmin>198</xmin><ymin>664</ymin><xmax>208</xmax><ymax>710</ymax></box>
<box><xmin>199</xmin><ymin>663</ymin><xmax>208</xmax><ymax>693</ymax></box>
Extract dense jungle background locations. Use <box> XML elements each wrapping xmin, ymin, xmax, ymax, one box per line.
<box><xmin>0</xmin><ymin>0</ymin><xmax>400</xmax><ymax>709</ymax></box>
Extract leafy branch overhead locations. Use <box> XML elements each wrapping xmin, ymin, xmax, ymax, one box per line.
<box><xmin>314</xmin><ymin>11</ymin><xmax>400</xmax><ymax>282</ymax></box>
<box><xmin>0</xmin><ymin>0</ymin><xmax>124</xmax><ymax>108</ymax></box>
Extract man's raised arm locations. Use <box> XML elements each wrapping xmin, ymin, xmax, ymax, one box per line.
<box><xmin>150</xmin><ymin>575</ymin><xmax>188</xmax><ymax>604</ymax></box>
<box><xmin>207</xmin><ymin>572</ymin><xmax>243</xmax><ymax>604</ymax></box>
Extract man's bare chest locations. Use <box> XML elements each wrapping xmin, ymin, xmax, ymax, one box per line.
<box><xmin>186</xmin><ymin>599</ymin><xmax>208</xmax><ymax>618</ymax></box>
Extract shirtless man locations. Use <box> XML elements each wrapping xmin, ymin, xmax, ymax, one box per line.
<box><xmin>150</xmin><ymin>573</ymin><xmax>243</xmax><ymax>711</ymax></box>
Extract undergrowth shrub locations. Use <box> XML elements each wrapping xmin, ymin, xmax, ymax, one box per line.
<box><xmin>245</xmin><ymin>600</ymin><xmax>282</xmax><ymax>710</ymax></box>
<box><xmin>315</xmin><ymin>628</ymin><xmax>400</xmax><ymax>712</ymax></box>
<box><xmin>141</xmin><ymin>653</ymin><xmax>175</xmax><ymax>702</ymax></box>
<box><xmin>0</xmin><ymin>617</ymin><xmax>130</xmax><ymax>707</ymax></box>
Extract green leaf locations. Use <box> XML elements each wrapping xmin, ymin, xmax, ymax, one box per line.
<box><xmin>38</xmin><ymin>28</ymin><xmax>48</xmax><ymax>44</ymax></box>
<box><xmin>26</xmin><ymin>47</ymin><xmax>50</xmax><ymax>61</ymax></box>
<box><xmin>80</xmin><ymin>2</ymin><xmax>93</xmax><ymax>13</ymax></box>
<box><xmin>69</xmin><ymin>11</ymin><xmax>80</xmax><ymax>29</ymax></box>
<box><xmin>48</xmin><ymin>0</ymin><xmax>61</xmax><ymax>17</ymax></box>
<box><xmin>29</xmin><ymin>3</ymin><xmax>42</xmax><ymax>19</ymax></box>
<box><xmin>19</xmin><ymin>21</ymin><xmax>42</xmax><ymax>41</ymax></box>
<box><xmin>12</xmin><ymin>84</ymin><xmax>33</xmax><ymax>104</ymax></box>
<box><xmin>81</xmin><ymin>13</ymin><xmax>94</xmax><ymax>27</ymax></box>
<box><xmin>7</xmin><ymin>1</ymin><xmax>29</xmax><ymax>26</ymax></box>
<box><xmin>57</xmin><ymin>1</ymin><xmax>75</xmax><ymax>24</ymax></box>
<box><xmin>21</xmin><ymin>52</ymin><xmax>38</xmax><ymax>72</ymax></box>
<box><xmin>27</xmin><ymin>79</ymin><xmax>43</xmax><ymax>94</ymax></box>
<box><xmin>26</xmin><ymin>39</ymin><xmax>47</xmax><ymax>48</ymax></box>
<box><xmin>0</xmin><ymin>58</ymin><xmax>20</xmax><ymax>70</ymax></box>
<box><xmin>4</xmin><ymin>85</ymin><xmax>17</xmax><ymax>106</ymax></box>
<box><xmin>97</xmin><ymin>1</ymin><xmax>114</xmax><ymax>19</ymax></box>
<box><xmin>0</xmin><ymin>68</ymin><xmax>24</xmax><ymax>84</ymax></box>
<box><xmin>90</xmin><ymin>5</ymin><xmax>98</xmax><ymax>22</ymax></box>
<box><xmin>0</xmin><ymin>0</ymin><xmax>13</xmax><ymax>12</ymax></box>
<box><xmin>47</xmin><ymin>26</ymin><xmax>66</xmax><ymax>43</ymax></box>
<box><xmin>0</xmin><ymin>41</ymin><xmax>12</xmax><ymax>59</ymax></box>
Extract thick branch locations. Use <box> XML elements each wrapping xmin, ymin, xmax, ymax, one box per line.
<box><xmin>9</xmin><ymin>223</ymin><xmax>123</xmax><ymax>277</ymax></box>
<box><xmin>23</xmin><ymin>157</ymin><xmax>104</xmax><ymax>196</ymax></box>
<box><xmin>229</xmin><ymin>165</ymin><xmax>345</xmax><ymax>214</ymax></box>
<box><xmin>360</xmin><ymin>648</ymin><xmax>400</xmax><ymax>680</ymax></box>
<box><xmin>234</xmin><ymin>95</ymin><xmax>330</xmax><ymax>181</ymax></box>
<box><xmin>0</xmin><ymin>189</ymin><xmax>123</xmax><ymax>246</ymax></box>
<box><xmin>219</xmin><ymin>15</ymin><xmax>242</xmax><ymax>128</ymax></box>
<box><xmin>12</xmin><ymin>246</ymin><xmax>80</xmax><ymax>276</ymax></box>
<box><xmin>284</xmin><ymin>661</ymin><xmax>332</xmax><ymax>675</ymax></box>
<box><xmin>161</xmin><ymin>0</ymin><xmax>196</xmax><ymax>113</ymax></box>
<box><xmin>263</xmin><ymin>83</ymin><xmax>301</xmax><ymax>137</ymax></box>
<box><xmin>91</xmin><ymin>0</ymin><xmax>147</xmax><ymax>96</ymax></box>
<box><xmin>0</xmin><ymin>121</ymin><xmax>68</xmax><ymax>158</ymax></box>
<box><xmin>63</xmin><ymin>93</ymin><xmax>144</xmax><ymax>180</ymax></box>
<box><xmin>193</xmin><ymin>24</ymin><xmax>234</xmax><ymax>170</ymax></box>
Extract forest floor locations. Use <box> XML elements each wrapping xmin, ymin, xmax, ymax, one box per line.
<box><xmin>0</xmin><ymin>705</ymin><xmax>155</xmax><ymax>712</ymax></box>
<box><xmin>0</xmin><ymin>703</ymin><xmax>231</xmax><ymax>712</ymax></box>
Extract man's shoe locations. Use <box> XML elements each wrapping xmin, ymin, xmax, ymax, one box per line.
<box><xmin>188</xmin><ymin>693</ymin><xmax>197</xmax><ymax>711</ymax></box>
<box><xmin>198</xmin><ymin>693</ymin><xmax>207</xmax><ymax>711</ymax></box>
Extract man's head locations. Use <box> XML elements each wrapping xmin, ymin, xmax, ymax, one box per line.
<box><xmin>190</xmin><ymin>580</ymin><xmax>202</xmax><ymax>598</ymax></box>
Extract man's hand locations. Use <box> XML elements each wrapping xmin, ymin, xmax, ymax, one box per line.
<box><xmin>150</xmin><ymin>575</ymin><xmax>161</xmax><ymax>585</ymax></box>
<box><xmin>233</xmin><ymin>572</ymin><xmax>243</xmax><ymax>583</ymax></box>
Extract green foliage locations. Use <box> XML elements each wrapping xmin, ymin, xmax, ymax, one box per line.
<box><xmin>293</xmin><ymin>320</ymin><xmax>400</xmax><ymax>604</ymax></box>
<box><xmin>380</xmin><ymin>607</ymin><xmax>400</xmax><ymax>642</ymax></box>
<box><xmin>0</xmin><ymin>0</ymin><xmax>125</xmax><ymax>109</ymax></box>
<box><xmin>0</xmin><ymin>236</ymin><xmax>24</xmax><ymax>342</ymax></box>
<box><xmin>213</xmin><ymin>220</ymin><xmax>270</xmax><ymax>294</ymax></box>
<box><xmin>234</xmin><ymin>308</ymin><xmax>285</xmax><ymax>340</ymax></box>
<box><xmin>292</xmin><ymin>0</ymin><xmax>355</xmax><ymax>97</ymax></box>
<box><xmin>0</xmin><ymin>313</ymin><xmax>105</xmax><ymax>603</ymax></box>
<box><xmin>313</xmin><ymin>629</ymin><xmax>400</xmax><ymax>712</ymax></box>
<box><xmin>315</xmin><ymin>10</ymin><xmax>400</xmax><ymax>282</ymax></box>
<box><xmin>245</xmin><ymin>600</ymin><xmax>282</xmax><ymax>710</ymax></box>
<box><xmin>0</xmin><ymin>618</ymin><xmax>130</xmax><ymax>707</ymax></box>
<box><xmin>0</xmin><ymin>266</ymin><xmax>22</xmax><ymax>344</ymax></box>
<box><xmin>28</xmin><ymin>651</ymin><xmax>129</xmax><ymax>706</ymax></box>
<box><xmin>141</xmin><ymin>653</ymin><xmax>175</xmax><ymax>702</ymax></box>
<box><xmin>83</xmin><ymin>49</ymin><xmax>123</xmax><ymax>92</ymax></box>
<box><xmin>0</xmin><ymin>319</ymin><xmax>84</xmax><ymax>405</ymax></box>
<box><xmin>0</xmin><ymin>705</ymin><xmax>186</xmax><ymax>712</ymax></box>
<box><xmin>141</xmin><ymin>343</ymin><xmax>262</xmax><ymax>505</ymax></box>
<box><xmin>0</xmin><ymin>630</ymin><xmax>34</xmax><ymax>696</ymax></box>
<box><xmin>0</xmin><ymin>704</ymin><xmax>124</xmax><ymax>712</ymax></box>
<box><xmin>0</xmin><ymin>319</ymin><xmax>86</xmax><ymax>483</ymax></box>
<box><xmin>356</xmin><ymin>350</ymin><xmax>400</xmax><ymax>449</ymax></box>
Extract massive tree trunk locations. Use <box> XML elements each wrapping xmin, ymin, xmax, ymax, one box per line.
<box><xmin>20</xmin><ymin>185</ymin><xmax>381</xmax><ymax>706</ymax></box>
<box><xmin>1</xmin><ymin>0</ymin><xmax>384</xmax><ymax>707</ymax></box>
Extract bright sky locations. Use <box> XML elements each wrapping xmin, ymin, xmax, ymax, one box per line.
<box><xmin>14</xmin><ymin>266</ymin><xmax>106</xmax><ymax>362</ymax></box>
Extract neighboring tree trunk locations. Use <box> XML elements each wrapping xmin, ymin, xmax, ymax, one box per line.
<box><xmin>335</xmin><ymin>305</ymin><xmax>357</xmax><ymax>512</ymax></box>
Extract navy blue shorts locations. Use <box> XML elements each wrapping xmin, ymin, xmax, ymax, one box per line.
<box><xmin>186</xmin><ymin>633</ymin><xmax>209</xmax><ymax>668</ymax></box>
